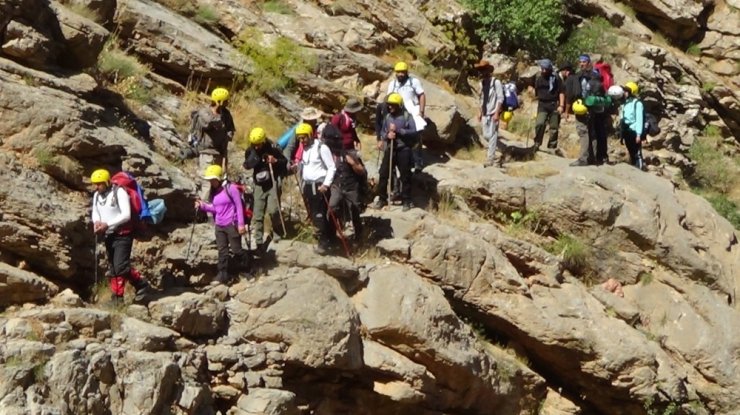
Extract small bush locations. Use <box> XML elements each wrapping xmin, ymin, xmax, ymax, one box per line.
<box><xmin>685</xmin><ymin>43</ymin><xmax>702</xmax><ymax>56</ymax></box>
<box><xmin>557</xmin><ymin>17</ymin><xmax>617</xmax><ymax>64</ymax></box>
<box><xmin>547</xmin><ymin>234</ymin><xmax>591</xmax><ymax>273</ymax></box>
<box><xmin>235</xmin><ymin>29</ymin><xmax>316</xmax><ymax>97</ymax></box>
<box><xmin>705</xmin><ymin>193</ymin><xmax>740</xmax><ymax>229</ymax></box>
<box><xmin>689</xmin><ymin>135</ymin><xmax>736</xmax><ymax>193</ymax></box>
<box><xmin>33</xmin><ymin>146</ymin><xmax>57</xmax><ymax>168</ymax></box>
<box><xmin>97</xmin><ymin>40</ymin><xmax>147</xmax><ymax>82</ymax></box>
<box><xmin>262</xmin><ymin>0</ymin><xmax>294</xmax><ymax>14</ymax></box>
<box><xmin>702</xmin><ymin>81</ymin><xmax>716</xmax><ymax>93</ymax></box>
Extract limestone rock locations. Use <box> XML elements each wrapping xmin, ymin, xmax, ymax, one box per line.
<box><xmin>0</xmin><ymin>262</ymin><xmax>59</xmax><ymax>306</ymax></box>
<box><xmin>119</xmin><ymin>317</ymin><xmax>180</xmax><ymax>351</ymax></box>
<box><xmin>623</xmin><ymin>0</ymin><xmax>708</xmax><ymax>40</ymax></box>
<box><xmin>110</xmin><ymin>351</ymin><xmax>180</xmax><ymax>415</ymax></box>
<box><xmin>234</xmin><ymin>388</ymin><xmax>299</xmax><ymax>415</ymax></box>
<box><xmin>148</xmin><ymin>292</ymin><xmax>227</xmax><ymax>337</ymax></box>
<box><xmin>52</xmin><ymin>1</ymin><xmax>109</xmax><ymax>68</ymax></box>
<box><xmin>274</xmin><ymin>240</ymin><xmax>359</xmax><ymax>281</ymax></box>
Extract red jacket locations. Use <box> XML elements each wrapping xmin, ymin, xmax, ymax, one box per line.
<box><xmin>331</xmin><ymin>111</ymin><xmax>359</xmax><ymax>150</ymax></box>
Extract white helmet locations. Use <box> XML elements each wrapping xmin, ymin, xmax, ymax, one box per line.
<box><xmin>607</xmin><ymin>85</ymin><xmax>624</xmax><ymax>98</ymax></box>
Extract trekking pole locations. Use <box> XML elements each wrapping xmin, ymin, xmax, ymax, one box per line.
<box><xmin>185</xmin><ymin>207</ymin><xmax>198</xmax><ymax>263</ymax></box>
<box><xmin>387</xmin><ymin>140</ymin><xmax>394</xmax><ymax>206</ymax></box>
<box><xmin>323</xmin><ymin>193</ymin><xmax>351</xmax><ymax>257</ymax></box>
<box><xmin>294</xmin><ymin>174</ymin><xmax>311</xmax><ymax>220</ymax></box>
<box><xmin>93</xmin><ymin>234</ymin><xmax>98</xmax><ymax>288</ymax></box>
<box><xmin>268</xmin><ymin>163</ymin><xmax>287</xmax><ymax>236</ymax></box>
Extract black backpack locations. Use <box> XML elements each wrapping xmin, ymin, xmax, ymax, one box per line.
<box><xmin>321</xmin><ymin>122</ymin><xmax>342</xmax><ymax>142</ymax></box>
<box><xmin>644</xmin><ymin>113</ymin><xmax>661</xmax><ymax>137</ymax></box>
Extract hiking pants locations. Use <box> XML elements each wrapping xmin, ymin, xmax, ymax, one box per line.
<box><xmin>591</xmin><ymin>113</ymin><xmax>609</xmax><ymax>163</ymax></box>
<box><xmin>330</xmin><ymin>186</ymin><xmax>362</xmax><ymax>238</ymax></box>
<box><xmin>483</xmin><ymin>115</ymin><xmax>500</xmax><ymax>163</ymax></box>
<box><xmin>377</xmin><ymin>145</ymin><xmax>413</xmax><ymax>204</ymax></box>
<box><xmin>412</xmin><ymin>136</ymin><xmax>424</xmax><ymax>170</ymax></box>
<box><xmin>104</xmin><ymin>233</ymin><xmax>145</xmax><ymax>296</ymax></box>
<box><xmin>575</xmin><ymin>114</ymin><xmax>594</xmax><ymax>163</ymax></box>
<box><xmin>252</xmin><ymin>183</ymin><xmax>280</xmax><ymax>244</ymax></box>
<box><xmin>302</xmin><ymin>181</ymin><xmax>333</xmax><ymax>249</ymax></box>
<box><xmin>622</xmin><ymin>129</ymin><xmax>644</xmax><ymax>170</ymax></box>
<box><xmin>215</xmin><ymin>224</ymin><xmax>246</xmax><ymax>277</ymax></box>
<box><xmin>534</xmin><ymin>104</ymin><xmax>561</xmax><ymax>149</ymax></box>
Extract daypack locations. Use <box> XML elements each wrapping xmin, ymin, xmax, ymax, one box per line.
<box><xmin>644</xmin><ymin>112</ymin><xmax>661</xmax><ymax>137</ymax></box>
<box><xmin>321</xmin><ymin>122</ymin><xmax>343</xmax><ymax>142</ymax></box>
<box><xmin>110</xmin><ymin>172</ymin><xmax>167</xmax><ymax>226</ymax></box>
<box><xmin>503</xmin><ymin>82</ymin><xmax>520</xmax><ymax>110</ymax></box>
<box><xmin>594</xmin><ymin>62</ymin><xmax>614</xmax><ymax>91</ymax></box>
<box><xmin>223</xmin><ymin>182</ymin><xmax>254</xmax><ymax>226</ymax></box>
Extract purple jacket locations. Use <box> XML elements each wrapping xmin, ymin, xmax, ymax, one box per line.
<box><xmin>199</xmin><ymin>184</ymin><xmax>245</xmax><ymax>228</ymax></box>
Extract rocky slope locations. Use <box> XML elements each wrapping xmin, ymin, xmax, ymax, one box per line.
<box><xmin>1</xmin><ymin>0</ymin><xmax>739</xmax><ymax>414</ymax></box>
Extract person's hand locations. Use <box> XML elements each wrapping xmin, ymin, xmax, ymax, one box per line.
<box><xmin>195</xmin><ymin>199</ymin><xmax>202</xmax><ymax>210</ymax></box>
<box><xmin>265</xmin><ymin>155</ymin><xmax>276</xmax><ymax>164</ymax></box>
<box><xmin>237</xmin><ymin>226</ymin><xmax>246</xmax><ymax>235</ymax></box>
<box><xmin>493</xmin><ymin>113</ymin><xmax>500</xmax><ymax>122</ymax></box>
<box><xmin>376</xmin><ymin>141</ymin><xmax>383</xmax><ymax>150</ymax></box>
<box><xmin>636</xmin><ymin>137</ymin><xmax>642</xmax><ymax>145</ymax></box>
<box><xmin>94</xmin><ymin>221</ymin><xmax>108</xmax><ymax>234</ymax></box>
<box><xmin>419</xmin><ymin>109</ymin><xmax>425</xmax><ymax>118</ymax></box>
<box><xmin>557</xmin><ymin>105</ymin><xmax>564</xmax><ymax>114</ymax></box>
<box><xmin>318</xmin><ymin>184</ymin><xmax>328</xmax><ymax>193</ymax></box>
<box><xmin>388</xmin><ymin>130</ymin><xmax>396</xmax><ymax>140</ymax></box>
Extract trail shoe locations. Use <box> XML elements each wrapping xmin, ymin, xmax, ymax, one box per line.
<box><xmin>402</xmin><ymin>202</ymin><xmax>414</xmax><ymax>212</ymax></box>
<box><xmin>211</xmin><ymin>272</ymin><xmax>230</xmax><ymax>286</ymax></box>
<box><xmin>133</xmin><ymin>282</ymin><xmax>150</xmax><ymax>304</ymax></box>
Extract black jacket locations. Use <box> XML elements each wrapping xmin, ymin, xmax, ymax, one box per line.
<box><xmin>243</xmin><ymin>141</ymin><xmax>288</xmax><ymax>189</ymax></box>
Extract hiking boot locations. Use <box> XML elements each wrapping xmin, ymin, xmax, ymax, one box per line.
<box><xmin>372</xmin><ymin>200</ymin><xmax>387</xmax><ymax>209</ymax></box>
<box><xmin>402</xmin><ymin>202</ymin><xmax>413</xmax><ymax>212</ymax></box>
<box><xmin>133</xmin><ymin>283</ymin><xmax>150</xmax><ymax>304</ymax></box>
<box><xmin>569</xmin><ymin>160</ymin><xmax>589</xmax><ymax>167</ymax></box>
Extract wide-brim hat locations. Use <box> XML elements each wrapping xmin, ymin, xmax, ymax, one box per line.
<box><xmin>474</xmin><ymin>59</ymin><xmax>493</xmax><ymax>70</ymax></box>
<box><xmin>343</xmin><ymin>98</ymin><xmax>363</xmax><ymax>113</ymax></box>
<box><xmin>300</xmin><ymin>107</ymin><xmax>324</xmax><ymax>121</ymax></box>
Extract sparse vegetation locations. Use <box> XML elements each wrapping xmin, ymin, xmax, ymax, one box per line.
<box><xmin>234</xmin><ymin>28</ymin><xmax>316</xmax><ymax>98</ymax></box>
<box><xmin>688</xmin><ymin>135</ymin><xmax>738</xmax><ymax>194</ymax></box>
<box><xmin>506</xmin><ymin>115</ymin><xmax>535</xmax><ymax>139</ymax></box>
<box><xmin>557</xmin><ymin>17</ymin><xmax>618</xmax><ymax>64</ymax></box>
<box><xmin>638</xmin><ymin>271</ymin><xmax>654</xmax><ymax>285</ymax></box>
<box><xmin>193</xmin><ymin>4</ymin><xmax>219</xmax><ymax>26</ymax></box>
<box><xmin>546</xmin><ymin>233</ymin><xmax>591</xmax><ymax>274</ymax></box>
<box><xmin>496</xmin><ymin>210</ymin><xmax>544</xmax><ymax>237</ymax></box>
<box><xmin>262</xmin><ymin>0</ymin><xmax>294</xmax><ymax>14</ymax></box>
<box><xmin>701</xmin><ymin>81</ymin><xmax>716</xmax><ymax>93</ymax></box>
<box><xmin>33</xmin><ymin>146</ymin><xmax>57</xmax><ymax>168</ymax></box>
<box><xmin>97</xmin><ymin>39</ymin><xmax>147</xmax><ymax>82</ymax></box>
<box><xmin>64</xmin><ymin>2</ymin><xmax>101</xmax><ymax>21</ymax></box>
<box><xmin>686</xmin><ymin>43</ymin><xmax>702</xmax><ymax>56</ymax></box>
<box><xmin>644</xmin><ymin>396</ymin><xmax>680</xmax><ymax>415</ymax></box>
<box><xmin>230</xmin><ymin>97</ymin><xmax>287</xmax><ymax>150</ymax></box>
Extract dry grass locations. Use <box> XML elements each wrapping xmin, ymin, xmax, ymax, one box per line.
<box><xmin>453</xmin><ymin>145</ymin><xmax>487</xmax><ymax>163</ymax></box>
<box><xmin>505</xmin><ymin>163</ymin><xmax>560</xmax><ymax>178</ymax></box>
<box><xmin>230</xmin><ymin>96</ymin><xmax>288</xmax><ymax>150</ymax></box>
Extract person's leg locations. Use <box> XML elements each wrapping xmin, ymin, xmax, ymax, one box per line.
<box><xmin>484</xmin><ymin>116</ymin><xmax>499</xmax><ymax>165</ymax></box>
<box><xmin>593</xmin><ymin>114</ymin><xmax>608</xmax><ymax>163</ymax></box>
<box><xmin>345</xmin><ymin>189</ymin><xmax>362</xmax><ymax>240</ymax></box>
<box><xmin>304</xmin><ymin>182</ymin><xmax>331</xmax><ymax>253</ymax></box>
<box><xmin>623</xmin><ymin>129</ymin><xmax>639</xmax><ymax>167</ymax></box>
<box><xmin>225</xmin><ymin>224</ymin><xmax>246</xmax><ymax>274</ymax></box>
<box><xmin>104</xmin><ymin>235</ymin><xmax>124</xmax><ymax>300</ymax></box>
<box><xmin>251</xmin><ymin>186</ymin><xmax>267</xmax><ymax>246</ymax></box>
<box><xmin>571</xmin><ymin>115</ymin><xmax>591</xmax><ymax>166</ymax></box>
<box><xmin>375</xmin><ymin>146</ymin><xmax>391</xmax><ymax>206</ymax></box>
<box><xmin>111</xmin><ymin>234</ymin><xmax>133</xmax><ymax>295</ymax></box>
<box><xmin>533</xmin><ymin>110</ymin><xmax>548</xmax><ymax>148</ymax></box>
<box><xmin>266</xmin><ymin>184</ymin><xmax>280</xmax><ymax>239</ymax></box>
<box><xmin>397</xmin><ymin>147</ymin><xmax>413</xmax><ymax>208</ymax></box>
<box><xmin>412</xmin><ymin>132</ymin><xmax>424</xmax><ymax>172</ymax></box>
<box><xmin>214</xmin><ymin>225</ymin><xmax>229</xmax><ymax>282</ymax></box>
<box><xmin>547</xmin><ymin>110</ymin><xmax>561</xmax><ymax>149</ymax></box>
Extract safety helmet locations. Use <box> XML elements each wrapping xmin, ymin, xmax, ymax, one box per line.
<box><xmin>502</xmin><ymin>111</ymin><xmax>513</xmax><ymax>123</ymax></box>
<box><xmin>295</xmin><ymin>123</ymin><xmax>313</xmax><ymax>137</ymax></box>
<box><xmin>203</xmin><ymin>164</ymin><xmax>223</xmax><ymax>180</ymax></box>
<box><xmin>607</xmin><ymin>85</ymin><xmax>624</xmax><ymax>98</ymax></box>
<box><xmin>394</xmin><ymin>61</ymin><xmax>409</xmax><ymax>72</ymax></box>
<box><xmin>90</xmin><ymin>169</ymin><xmax>110</xmax><ymax>184</ymax></box>
<box><xmin>248</xmin><ymin>127</ymin><xmax>266</xmax><ymax>145</ymax></box>
<box><xmin>624</xmin><ymin>81</ymin><xmax>639</xmax><ymax>95</ymax></box>
<box><xmin>211</xmin><ymin>87</ymin><xmax>229</xmax><ymax>104</ymax></box>
<box><xmin>572</xmin><ymin>99</ymin><xmax>588</xmax><ymax>115</ymax></box>
<box><xmin>386</xmin><ymin>93</ymin><xmax>403</xmax><ymax>106</ymax></box>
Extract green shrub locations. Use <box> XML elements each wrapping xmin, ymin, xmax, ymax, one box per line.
<box><xmin>705</xmin><ymin>193</ymin><xmax>740</xmax><ymax>229</ymax></box>
<box><xmin>702</xmin><ymin>81</ymin><xmax>716</xmax><ymax>93</ymax></box>
<box><xmin>193</xmin><ymin>4</ymin><xmax>219</xmax><ymax>25</ymax></box>
<box><xmin>689</xmin><ymin>135</ymin><xmax>735</xmax><ymax>193</ymax></box>
<box><xmin>33</xmin><ymin>146</ymin><xmax>57</xmax><ymax>168</ymax></box>
<box><xmin>463</xmin><ymin>0</ymin><xmax>564</xmax><ymax>57</ymax></box>
<box><xmin>686</xmin><ymin>43</ymin><xmax>701</xmax><ymax>56</ymax></box>
<box><xmin>97</xmin><ymin>40</ymin><xmax>147</xmax><ymax>82</ymax></box>
<box><xmin>235</xmin><ymin>29</ymin><xmax>316</xmax><ymax>97</ymax></box>
<box><xmin>262</xmin><ymin>0</ymin><xmax>294</xmax><ymax>14</ymax></box>
<box><xmin>547</xmin><ymin>234</ymin><xmax>591</xmax><ymax>273</ymax></box>
<box><xmin>557</xmin><ymin>17</ymin><xmax>617</xmax><ymax>64</ymax></box>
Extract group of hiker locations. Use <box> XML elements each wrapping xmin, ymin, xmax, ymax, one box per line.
<box><xmin>90</xmin><ymin>56</ymin><xmax>659</xmax><ymax>298</ymax></box>
<box><xmin>477</xmin><ymin>54</ymin><xmax>658</xmax><ymax>169</ymax></box>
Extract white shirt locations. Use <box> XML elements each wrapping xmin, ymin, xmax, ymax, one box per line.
<box><xmin>387</xmin><ymin>76</ymin><xmax>427</xmax><ymax>130</ymax></box>
<box><xmin>301</xmin><ymin>140</ymin><xmax>336</xmax><ymax>187</ymax></box>
<box><xmin>92</xmin><ymin>186</ymin><xmax>131</xmax><ymax>233</ymax></box>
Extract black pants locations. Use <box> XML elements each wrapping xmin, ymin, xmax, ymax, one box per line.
<box><xmin>377</xmin><ymin>145</ymin><xmax>413</xmax><ymax>204</ymax></box>
<box><xmin>534</xmin><ymin>102</ymin><xmax>560</xmax><ymax>148</ymax></box>
<box><xmin>105</xmin><ymin>233</ymin><xmax>133</xmax><ymax>277</ymax></box>
<box><xmin>622</xmin><ymin>128</ymin><xmax>644</xmax><ymax>169</ymax></box>
<box><xmin>330</xmin><ymin>186</ymin><xmax>362</xmax><ymax>238</ymax></box>
<box><xmin>590</xmin><ymin>113</ymin><xmax>609</xmax><ymax>163</ymax></box>
<box><xmin>215</xmin><ymin>224</ymin><xmax>246</xmax><ymax>275</ymax></box>
<box><xmin>303</xmin><ymin>182</ymin><xmax>333</xmax><ymax>249</ymax></box>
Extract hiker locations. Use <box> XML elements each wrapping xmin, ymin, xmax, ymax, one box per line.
<box><xmin>475</xmin><ymin>59</ymin><xmax>504</xmax><ymax>167</ymax></box>
<box><xmin>195</xmin><ymin>164</ymin><xmax>248</xmax><ymax>284</ymax></box>
<box><xmin>296</xmin><ymin>123</ymin><xmax>336</xmax><ymax>255</ymax></box>
<box><xmin>331</xmin><ymin>98</ymin><xmax>363</xmax><ymax>153</ymax></box>
<box><xmin>387</xmin><ymin>61</ymin><xmax>426</xmax><ymax>172</ymax></box>
<box><xmin>90</xmin><ymin>169</ymin><xmax>150</xmax><ymax>304</ymax></box>
<box><xmin>242</xmin><ymin>127</ymin><xmax>288</xmax><ymax>251</ymax></box>
<box><xmin>569</xmin><ymin>54</ymin><xmax>609</xmax><ymax>166</ymax></box>
<box><xmin>373</xmin><ymin>93</ymin><xmax>417</xmax><ymax>211</ymax></box>
<box><xmin>192</xmin><ymin>87</ymin><xmax>235</xmax><ymax>174</ymax></box>
<box><xmin>559</xmin><ymin>63</ymin><xmax>578</xmax><ymax>121</ymax></box>
<box><xmin>532</xmin><ymin>59</ymin><xmax>565</xmax><ymax>152</ymax></box>
<box><xmin>619</xmin><ymin>82</ymin><xmax>646</xmax><ymax>170</ymax></box>
<box><xmin>323</xmin><ymin>128</ymin><xmax>367</xmax><ymax>242</ymax></box>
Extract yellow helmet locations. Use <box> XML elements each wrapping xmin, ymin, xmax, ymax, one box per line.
<box><xmin>572</xmin><ymin>99</ymin><xmax>588</xmax><ymax>115</ymax></box>
<box><xmin>203</xmin><ymin>164</ymin><xmax>223</xmax><ymax>180</ymax></box>
<box><xmin>394</xmin><ymin>61</ymin><xmax>409</xmax><ymax>72</ymax></box>
<box><xmin>502</xmin><ymin>111</ymin><xmax>513</xmax><ymax>122</ymax></box>
<box><xmin>211</xmin><ymin>87</ymin><xmax>229</xmax><ymax>105</ymax></box>
<box><xmin>90</xmin><ymin>169</ymin><xmax>110</xmax><ymax>184</ymax></box>
<box><xmin>248</xmin><ymin>127</ymin><xmax>266</xmax><ymax>145</ymax></box>
<box><xmin>386</xmin><ymin>92</ymin><xmax>403</xmax><ymax>106</ymax></box>
<box><xmin>624</xmin><ymin>81</ymin><xmax>639</xmax><ymax>95</ymax></box>
<box><xmin>295</xmin><ymin>123</ymin><xmax>313</xmax><ymax>137</ymax></box>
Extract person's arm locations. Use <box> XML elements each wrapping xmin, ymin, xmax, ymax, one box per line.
<box><xmin>558</xmin><ymin>77</ymin><xmax>566</xmax><ymax>112</ymax></box>
<box><xmin>92</xmin><ymin>194</ymin><xmax>100</xmax><ymax>224</ymax></box>
<box><xmin>398</xmin><ymin>115</ymin><xmax>417</xmax><ymax>136</ymax></box>
<box><xmin>635</xmin><ymin>101</ymin><xmax>644</xmax><ymax>139</ymax></box>
<box><xmin>493</xmin><ymin>80</ymin><xmax>504</xmax><ymax>121</ymax></box>
<box><xmin>413</xmin><ymin>79</ymin><xmax>426</xmax><ymax>117</ymax></box>
<box><xmin>319</xmin><ymin>144</ymin><xmax>337</xmax><ymax>188</ymax></box>
<box><xmin>375</xmin><ymin>103</ymin><xmax>385</xmax><ymax>140</ymax></box>
<box><xmin>346</xmin><ymin>154</ymin><xmax>366</xmax><ymax>176</ymax></box>
<box><xmin>106</xmin><ymin>187</ymin><xmax>131</xmax><ymax>228</ymax></box>
<box><xmin>243</xmin><ymin>147</ymin><xmax>261</xmax><ymax>170</ymax></box>
<box><xmin>223</xmin><ymin>109</ymin><xmax>236</xmax><ymax>138</ymax></box>
<box><xmin>228</xmin><ymin>185</ymin><xmax>245</xmax><ymax>228</ymax></box>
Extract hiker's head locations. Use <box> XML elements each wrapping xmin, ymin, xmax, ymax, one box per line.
<box><xmin>211</xmin><ymin>87</ymin><xmax>229</xmax><ymax>107</ymax></box>
<box><xmin>538</xmin><ymin>59</ymin><xmax>553</xmax><ymax>74</ymax></box>
<box><xmin>343</xmin><ymin>98</ymin><xmax>363</xmax><ymax>117</ymax></box>
<box><xmin>90</xmin><ymin>169</ymin><xmax>110</xmax><ymax>191</ymax></box>
<box><xmin>394</xmin><ymin>61</ymin><xmax>409</xmax><ymax>82</ymax></box>
<box><xmin>474</xmin><ymin>59</ymin><xmax>493</xmax><ymax>78</ymax></box>
<box><xmin>624</xmin><ymin>81</ymin><xmax>639</xmax><ymax>96</ymax></box>
<box><xmin>559</xmin><ymin>63</ymin><xmax>573</xmax><ymax>77</ymax></box>
<box><xmin>386</xmin><ymin>93</ymin><xmax>403</xmax><ymax>114</ymax></box>
<box><xmin>203</xmin><ymin>164</ymin><xmax>223</xmax><ymax>187</ymax></box>
<box><xmin>300</xmin><ymin>107</ymin><xmax>323</xmax><ymax>129</ymax></box>
<box><xmin>578</xmin><ymin>54</ymin><xmax>591</xmax><ymax>70</ymax></box>
<box><xmin>296</xmin><ymin>123</ymin><xmax>314</xmax><ymax>145</ymax></box>
<box><xmin>249</xmin><ymin>127</ymin><xmax>267</xmax><ymax>148</ymax></box>
<box><xmin>608</xmin><ymin>85</ymin><xmax>625</xmax><ymax>100</ymax></box>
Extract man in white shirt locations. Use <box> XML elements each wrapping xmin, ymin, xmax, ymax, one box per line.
<box><xmin>297</xmin><ymin>123</ymin><xmax>337</xmax><ymax>255</ymax></box>
<box><xmin>387</xmin><ymin>61</ymin><xmax>426</xmax><ymax>172</ymax></box>
<box><xmin>475</xmin><ymin>59</ymin><xmax>504</xmax><ymax>167</ymax></box>
<box><xmin>90</xmin><ymin>169</ymin><xmax>150</xmax><ymax>304</ymax></box>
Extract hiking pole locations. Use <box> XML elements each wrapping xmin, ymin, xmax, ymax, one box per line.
<box><xmin>93</xmin><ymin>234</ymin><xmax>98</xmax><ymax>288</ymax></box>
<box><xmin>268</xmin><ymin>162</ymin><xmax>287</xmax><ymax>237</ymax></box>
<box><xmin>387</xmin><ymin>140</ymin><xmax>394</xmax><ymax>206</ymax></box>
<box><xmin>323</xmin><ymin>193</ymin><xmax>351</xmax><ymax>257</ymax></box>
<box><xmin>294</xmin><ymin>173</ymin><xmax>311</xmax><ymax>220</ymax></box>
<box><xmin>185</xmin><ymin>207</ymin><xmax>198</xmax><ymax>263</ymax></box>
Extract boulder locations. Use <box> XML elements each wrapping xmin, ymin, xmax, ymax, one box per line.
<box><xmin>623</xmin><ymin>0</ymin><xmax>708</xmax><ymax>41</ymax></box>
<box><xmin>228</xmin><ymin>269</ymin><xmax>363</xmax><ymax>370</ymax></box>
<box><xmin>52</xmin><ymin>1</ymin><xmax>109</xmax><ymax>68</ymax></box>
<box><xmin>118</xmin><ymin>317</ymin><xmax>180</xmax><ymax>352</ymax></box>
<box><xmin>0</xmin><ymin>262</ymin><xmax>59</xmax><ymax>306</ymax></box>
<box><xmin>110</xmin><ymin>351</ymin><xmax>180</xmax><ymax>415</ymax></box>
<box><xmin>235</xmin><ymin>388</ymin><xmax>299</xmax><ymax>415</ymax></box>
<box><xmin>148</xmin><ymin>292</ymin><xmax>227</xmax><ymax>337</ymax></box>
<box><xmin>1</xmin><ymin>20</ymin><xmax>59</xmax><ymax>68</ymax></box>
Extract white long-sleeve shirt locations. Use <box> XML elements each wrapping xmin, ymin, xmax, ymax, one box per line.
<box><xmin>301</xmin><ymin>140</ymin><xmax>336</xmax><ymax>187</ymax></box>
<box><xmin>92</xmin><ymin>186</ymin><xmax>131</xmax><ymax>233</ymax></box>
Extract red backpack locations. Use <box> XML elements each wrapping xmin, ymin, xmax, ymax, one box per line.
<box><xmin>594</xmin><ymin>61</ymin><xmax>614</xmax><ymax>92</ymax></box>
<box><xmin>110</xmin><ymin>172</ymin><xmax>152</xmax><ymax>234</ymax></box>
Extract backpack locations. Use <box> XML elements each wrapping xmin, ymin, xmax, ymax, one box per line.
<box><xmin>223</xmin><ymin>182</ymin><xmax>254</xmax><ymax>226</ymax></box>
<box><xmin>110</xmin><ymin>172</ymin><xmax>167</xmax><ymax>227</ymax></box>
<box><xmin>503</xmin><ymin>82</ymin><xmax>519</xmax><ymax>110</ymax></box>
<box><xmin>277</xmin><ymin>123</ymin><xmax>299</xmax><ymax>150</ymax></box>
<box><xmin>321</xmin><ymin>122</ymin><xmax>342</xmax><ymax>142</ymax></box>
<box><xmin>594</xmin><ymin>62</ymin><xmax>614</xmax><ymax>92</ymax></box>
<box><xmin>644</xmin><ymin>112</ymin><xmax>661</xmax><ymax>137</ymax></box>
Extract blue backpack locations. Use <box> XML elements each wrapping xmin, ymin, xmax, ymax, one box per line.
<box><xmin>277</xmin><ymin>123</ymin><xmax>299</xmax><ymax>149</ymax></box>
<box><xmin>110</xmin><ymin>172</ymin><xmax>166</xmax><ymax>225</ymax></box>
<box><xmin>504</xmin><ymin>82</ymin><xmax>520</xmax><ymax>110</ymax></box>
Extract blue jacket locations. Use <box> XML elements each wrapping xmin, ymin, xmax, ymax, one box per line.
<box><xmin>622</xmin><ymin>97</ymin><xmax>644</xmax><ymax>136</ymax></box>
